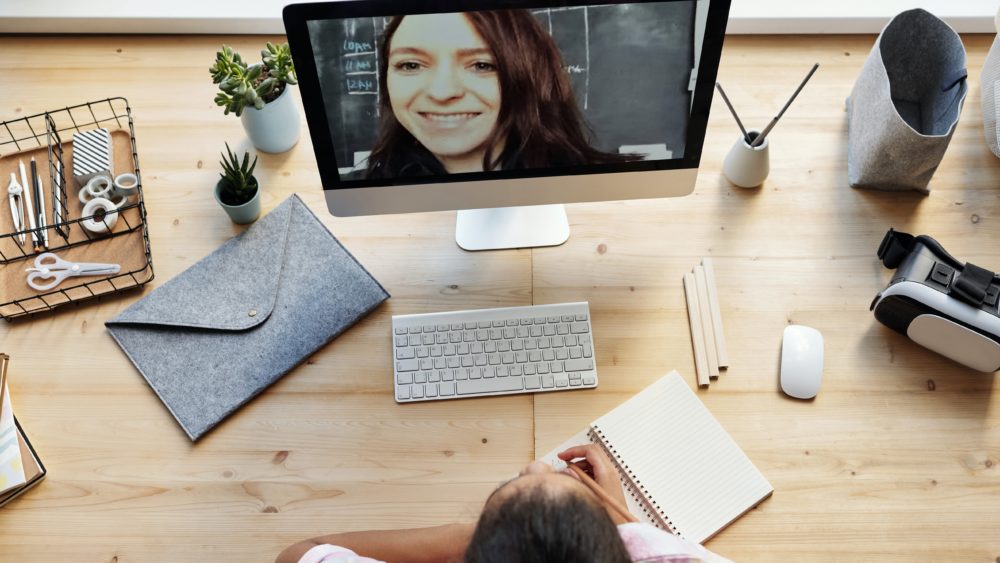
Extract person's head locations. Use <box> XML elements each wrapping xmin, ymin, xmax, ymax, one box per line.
<box><xmin>366</xmin><ymin>9</ymin><xmax>635</xmax><ymax>177</ymax></box>
<box><xmin>463</xmin><ymin>461</ymin><xmax>632</xmax><ymax>563</ymax></box>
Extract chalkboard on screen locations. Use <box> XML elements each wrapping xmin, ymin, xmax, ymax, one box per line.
<box><xmin>307</xmin><ymin>1</ymin><xmax>696</xmax><ymax>171</ymax></box>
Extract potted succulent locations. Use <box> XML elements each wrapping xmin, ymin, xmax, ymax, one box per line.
<box><xmin>215</xmin><ymin>143</ymin><xmax>261</xmax><ymax>224</ymax></box>
<box><xmin>211</xmin><ymin>42</ymin><xmax>300</xmax><ymax>153</ymax></box>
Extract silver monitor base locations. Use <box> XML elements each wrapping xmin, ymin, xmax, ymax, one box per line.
<box><xmin>456</xmin><ymin>205</ymin><xmax>570</xmax><ymax>251</ymax></box>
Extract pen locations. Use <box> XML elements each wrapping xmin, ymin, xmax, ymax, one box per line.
<box><xmin>566</xmin><ymin>463</ymin><xmax>639</xmax><ymax>524</ymax></box>
<box><xmin>54</xmin><ymin>160</ymin><xmax>64</xmax><ymax>231</ymax></box>
<box><xmin>31</xmin><ymin>157</ymin><xmax>48</xmax><ymax>249</ymax></box>
<box><xmin>751</xmin><ymin>63</ymin><xmax>820</xmax><ymax>148</ymax></box>
<box><xmin>715</xmin><ymin>82</ymin><xmax>750</xmax><ymax>144</ymax></box>
<box><xmin>18</xmin><ymin>160</ymin><xmax>39</xmax><ymax>248</ymax></box>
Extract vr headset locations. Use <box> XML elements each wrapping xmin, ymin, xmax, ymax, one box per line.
<box><xmin>872</xmin><ymin>229</ymin><xmax>1000</xmax><ymax>372</ymax></box>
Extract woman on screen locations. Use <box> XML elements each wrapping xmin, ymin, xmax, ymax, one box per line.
<box><xmin>364</xmin><ymin>10</ymin><xmax>637</xmax><ymax>178</ymax></box>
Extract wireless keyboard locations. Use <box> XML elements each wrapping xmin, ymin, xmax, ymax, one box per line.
<box><xmin>392</xmin><ymin>302</ymin><xmax>598</xmax><ymax>402</ymax></box>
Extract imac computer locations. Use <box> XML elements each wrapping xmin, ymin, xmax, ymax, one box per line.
<box><xmin>284</xmin><ymin>0</ymin><xmax>731</xmax><ymax>251</ymax></box>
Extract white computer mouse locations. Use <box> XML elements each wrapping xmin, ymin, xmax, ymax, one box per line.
<box><xmin>780</xmin><ymin>325</ymin><xmax>824</xmax><ymax>399</ymax></box>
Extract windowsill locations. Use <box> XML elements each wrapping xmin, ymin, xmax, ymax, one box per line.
<box><xmin>0</xmin><ymin>0</ymin><xmax>995</xmax><ymax>34</ymax></box>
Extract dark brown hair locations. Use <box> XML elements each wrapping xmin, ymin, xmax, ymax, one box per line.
<box><xmin>366</xmin><ymin>10</ymin><xmax>637</xmax><ymax>178</ymax></box>
<box><xmin>463</xmin><ymin>483</ymin><xmax>632</xmax><ymax>563</ymax></box>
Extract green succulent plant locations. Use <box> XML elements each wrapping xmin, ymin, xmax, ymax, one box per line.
<box><xmin>218</xmin><ymin>143</ymin><xmax>259</xmax><ymax>205</ymax></box>
<box><xmin>210</xmin><ymin>42</ymin><xmax>298</xmax><ymax>117</ymax></box>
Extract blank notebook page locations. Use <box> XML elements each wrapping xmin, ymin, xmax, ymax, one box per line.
<box><xmin>591</xmin><ymin>371</ymin><xmax>773</xmax><ymax>543</ymax></box>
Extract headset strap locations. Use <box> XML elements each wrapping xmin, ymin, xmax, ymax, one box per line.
<box><xmin>878</xmin><ymin>228</ymin><xmax>996</xmax><ymax>307</ymax></box>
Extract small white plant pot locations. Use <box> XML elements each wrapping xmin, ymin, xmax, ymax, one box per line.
<box><xmin>240</xmin><ymin>83</ymin><xmax>301</xmax><ymax>154</ymax></box>
<box><xmin>723</xmin><ymin>131</ymin><xmax>770</xmax><ymax>188</ymax></box>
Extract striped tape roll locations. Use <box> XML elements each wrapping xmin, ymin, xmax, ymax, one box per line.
<box><xmin>72</xmin><ymin>128</ymin><xmax>113</xmax><ymax>185</ymax></box>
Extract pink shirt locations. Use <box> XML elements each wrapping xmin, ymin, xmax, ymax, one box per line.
<box><xmin>299</xmin><ymin>523</ymin><xmax>729</xmax><ymax>563</ymax></box>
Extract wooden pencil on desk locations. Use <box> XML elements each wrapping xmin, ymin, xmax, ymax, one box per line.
<box><xmin>694</xmin><ymin>265</ymin><xmax>720</xmax><ymax>378</ymax></box>
<box><xmin>683</xmin><ymin>273</ymin><xmax>710</xmax><ymax>387</ymax></box>
<box><xmin>0</xmin><ymin>354</ymin><xmax>9</xmax><ymax>418</ymax></box>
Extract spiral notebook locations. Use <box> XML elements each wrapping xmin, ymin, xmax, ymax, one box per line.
<box><xmin>542</xmin><ymin>371</ymin><xmax>772</xmax><ymax>543</ymax></box>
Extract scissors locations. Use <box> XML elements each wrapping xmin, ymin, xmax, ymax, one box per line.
<box><xmin>25</xmin><ymin>252</ymin><xmax>120</xmax><ymax>291</ymax></box>
<box><xmin>7</xmin><ymin>173</ymin><xmax>26</xmax><ymax>246</ymax></box>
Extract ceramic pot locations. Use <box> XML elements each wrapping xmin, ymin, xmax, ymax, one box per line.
<box><xmin>215</xmin><ymin>178</ymin><xmax>261</xmax><ymax>224</ymax></box>
<box><xmin>240</xmin><ymin>82</ymin><xmax>300</xmax><ymax>154</ymax></box>
<box><xmin>723</xmin><ymin>130</ymin><xmax>769</xmax><ymax>188</ymax></box>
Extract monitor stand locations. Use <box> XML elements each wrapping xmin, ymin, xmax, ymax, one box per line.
<box><xmin>455</xmin><ymin>204</ymin><xmax>570</xmax><ymax>251</ymax></box>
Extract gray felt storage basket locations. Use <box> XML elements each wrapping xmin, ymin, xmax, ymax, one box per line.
<box><xmin>846</xmin><ymin>8</ymin><xmax>967</xmax><ymax>192</ymax></box>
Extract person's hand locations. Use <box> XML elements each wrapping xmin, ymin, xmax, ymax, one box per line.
<box><xmin>557</xmin><ymin>444</ymin><xmax>629</xmax><ymax>514</ymax></box>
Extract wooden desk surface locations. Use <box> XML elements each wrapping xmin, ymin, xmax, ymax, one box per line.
<box><xmin>0</xmin><ymin>33</ymin><xmax>998</xmax><ymax>562</ymax></box>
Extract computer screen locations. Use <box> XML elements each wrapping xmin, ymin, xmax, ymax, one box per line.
<box><xmin>285</xmin><ymin>0</ymin><xmax>729</xmax><ymax>249</ymax></box>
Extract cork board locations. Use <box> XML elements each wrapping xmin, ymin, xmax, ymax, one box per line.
<box><xmin>0</xmin><ymin>128</ymin><xmax>151</xmax><ymax>318</ymax></box>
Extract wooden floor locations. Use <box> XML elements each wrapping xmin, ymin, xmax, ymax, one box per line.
<box><xmin>0</xmin><ymin>33</ymin><xmax>998</xmax><ymax>562</ymax></box>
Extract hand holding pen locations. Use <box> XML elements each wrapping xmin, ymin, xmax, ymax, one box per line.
<box><xmin>557</xmin><ymin>444</ymin><xmax>638</xmax><ymax>524</ymax></box>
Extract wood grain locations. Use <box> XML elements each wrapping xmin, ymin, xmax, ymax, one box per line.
<box><xmin>0</xmin><ymin>33</ymin><xmax>997</xmax><ymax>563</ymax></box>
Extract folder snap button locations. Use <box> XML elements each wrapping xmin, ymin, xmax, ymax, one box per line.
<box><xmin>249</xmin><ymin>309</ymin><xmax>258</xmax><ymax>317</ymax></box>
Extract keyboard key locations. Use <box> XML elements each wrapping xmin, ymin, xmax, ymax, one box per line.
<box><xmin>525</xmin><ymin>376</ymin><xmax>541</xmax><ymax>389</ymax></box>
<box><xmin>564</xmin><ymin>359</ymin><xmax>594</xmax><ymax>372</ymax></box>
<box><xmin>569</xmin><ymin>348</ymin><xmax>582</xmax><ymax>359</ymax></box>
<box><xmin>425</xmin><ymin>383</ymin><xmax>438</xmax><ymax>398</ymax></box>
<box><xmin>493</xmin><ymin>320</ymin><xmax>504</xmax><ymax>328</ymax></box>
<box><xmin>457</xmin><ymin>377</ymin><xmax>524</xmax><ymax>395</ymax></box>
<box><xmin>408</xmin><ymin>326</ymin><xmax>421</xmax><ymax>334</ymax></box>
<box><xmin>476</xmin><ymin>330</ymin><xmax>489</xmax><ymax>341</ymax></box>
<box><xmin>436</xmin><ymin>334</ymin><xmax>448</xmax><ymax>344</ymax></box>
<box><xmin>570</xmin><ymin>322</ymin><xmax>589</xmax><ymax>334</ymax></box>
<box><xmin>415</xmin><ymin>372</ymin><xmax>427</xmax><ymax>384</ymax></box>
<box><xmin>490</xmin><ymin>328</ymin><xmax>503</xmax><ymax>339</ymax></box>
<box><xmin>412</xmin><ymin>385</ymin><xmax>424</xmax><ymax>399</ymax></box>
<box><xmin>509</xmin><ymin>365</ymin><xmax>523</xmax><ymax>376</ymax></box>
<box><xmin>569</xmin><ymin>378</ymin><xmax>582</xmax><ymax>387</ymax></box>
<box><xmin>419</xmin><ymin>359</ymin><xmax>433</xmax><ymax>370</ymax></box>
<box><xmin>564</xmin><ymin>335</ymin><xmax>577</xmax><ymax>347</ymax></box>
<box><xmin>458</xmin><ymin>343</ymin><xmax>470</xmax><ymax>355</ymax></box>
<box><xmin>485</xmin><ymin>341</ymin><xmax>497</xmax><ymax>353</ymax></box>
<box><xmin>580</xmin><ymin>335</ymin><xmax>592</xmax><ymax>345</ymax></box>
<box><xmin>461</xmin><ymin>356</ymin><xmax>474</xmax><ymax>367</ymax></box>
<box><xmin>568</xmin><ymin>372</ymin><xmax>582</xmax><ymax>382</ymax></box>
<box><xmin>520</xmin><ymin>318</ymin><xmax>533</xmax><ymax>326</ymax></box>
<box><xmin>547</xmin><ymin>316</ymin><xmax>560</xmax><ymax>323</ymax></box>
<box><xmin>506</xmin><ymin>319</ymin><xmax>518</xmax><ymax>326</ymax></box>
<box><xmin>502</xmin><ymin>352</ymin><xmax>515</xmax><ymax>364</ymax></box>
<box><xmin>556</xmin><ymin>349</ymin><xmax>569</xmax><ymax>361</ymax></box>
<box><xmin>470</xmin><ymin>368</ymin><xmax>482</xmax><ymax>379</ymax></box>
<box><xmin>583</xmin><ymin>344</ymin><xmax>593</xmax><ymax>358</ymax></box>
<box><xmin>542</xmin><ymin>375</ymin><xmax>555</xmax><ymax>388</ymax></box>
<box><xmin>397</xmin><ymin>385</ymin><xmax>410</xmax><ymax>400</ymax></box>
<box><xmin>561</xmin><ymin>315</ymin><xmax>574</xmax><ymax>322</ymax></box>
<box><xmin>488</xmin><ymin>353</ymin><xmax>501</xmax><ymax>365</ymax></box>
<box><xmin>416</xmin><ymin>348</ymin><xmax>428</xmax><ymax>358</ymax></box>
<box><xmin>498</xmin><ymin>340</ymin><xmax>510</xmax><ymax>352</ymax></box>
<box><xmin>551</xmin><ymin>337</ymin><xmax>564</xmax><ymax>349</ymax></box>
<box><xmin>474</xmin><ymin>354</ymin><xmax>487</xmax><ymax>366</ymax></box>
<box><xmin>544</xmin><ymin>325</ymin><xmax>556</xmax><ymax>336</ymax></box>
<box><xmin>456</xmin><ymin>369</ymin><xmax>469</xmax><ymax>380</ymax></box>
<box><xmin>515</xmin><ymin>351</ymin><xmax>528</xmax><ymax>363</ymax></box>
<box><xmin>483</xmin><ymin>367</ymin><xmax>496</xmax><ymax>378</ymax></box>
<box><xmin>583</xmin><ymin>373</ymin><xmax>596</xmax><ymax>386</ymax></box>
<box><xmin>463</xmin><ymin>331</ymin><xmax>476</xmax><ymax>342</ymax></box>
<box><xmin>396</xmin><ymin>359</ymin><xmax>418</xmax><ymax>372</ymax></box>
<box><xmin>537</xmin><ymin>363</ymin><xmax>550</xmax><ymax>374</ymax></box>
<box><xmin>542</xmin><ymin>350</ymin><xmax>555</xmax><ymax>362</ymax></box>
<box><xmin>538</xmin><ymin>338</ymin><xmax>550</xmax><ymax>349</ymax></box>
<box><xmin>534</xmin><ymin>317</ymin><xmax>546</xmax><ymax>324</ymax></box>
<box><xmin>503</xmin><ymin>327</ymin><xmax>516</xmax><ymax>339</ymax></box>
<box><xmin>479</xmin><ymin>321</ymin><xmax>491</xmax><ymax>329</ymax></box>
<box><xmin>440</xmin><ymin>382</ymin><xmax>456</xmax><ymax>396</ymax></box>
<box><xmin>465</xmin><ymin>322</ymin><xmax>477</xmax><ymax>330</ymax></box>
<box><xmin>555</xmin><ymin>373</ymin><xmax>569</xmax><ymax>387</ymax></box>
<box><xmin>452</xmin><ymin>323</ymin><xmax>465</xmax><ymax>331</ymax></box>
<box><xmin>471</xmin><ymin>342</ymin><xmax>484</xmax><ymax>354</ymax></box>
<box><xmin>525</xmin><ymin>339</ymin><xmax>537</xmax><ymax>350</ymax></box>
<box><xmin>422</xmin><ymin>325</ymin><xmax>435</xmax><ymax>333</ymax></box>
<box><xmin>430</xmin><ymin>346</ymin><xmax>442</xmax><ymax>357</ymax></box>
<box><xmin>395</xmin><ymin>327</ymin><xmax>407</xmax><ymax>335</ymax></box>
<box><xmin>524</xmin><ymin>364</ymin><xmax>536</xmax><ymax>375</ymax></box>
<box><xmin>449</xmin><ymin>333</ymin><xmax>462</xmax><ymax>343</ymax></box>
<box><xmin>447</xmin><ymin>357</ymin><xmax>460</xmax><ymax>368</ymax></box>
<box><xmin>443</xmin><ymin>370</ymin><xmax>455</xmax><ymax>381</ymax></box>
<box><xmin>444</xmin><ymin>345</ymin><xmax>457</xmax><ymax>356</ymax></box>
<box><xmin>429</xmin><ymin>371</ymin><xmax>441</xmax><ymax>383</ymax></box>
<box><xmin>433</xmin><ymin>358</ymin><xmax>446</xmax><ymax>369</ymax></box>
<box><xmin>395</xmin><ymin>336</ymin><xmax>407</xmax><ymax>346</ymax></box>
<box><xmin>397</xmin><ymin>372</ymin><xmax>413</xmax><ymax>384</ymax></box>
<box><xmin>530</xmin><ymin>326</ymin><xmax>542</xmax><ymax>337</ymax></box>
<box><xmin>516</xmin><ymin>327</ymin><xmax>528</xmax><ymax>338</ymax></box>
<box><xmin>575</xmin><ymin>314</ymin><xmax>587</xmax><ymax>321</ymax></box>
<box><xmin>557</xmin><ymin>324</ymin><xmax>570</xmax><ymax>335</ymax></box>
<box><xmin>551</xmin><ymin>362</ymin><xmax>564</xmax><ymax>373</ymax></box>
<box><xmin>396</xmin><ymin>348</ymin><xmax>415</xmax><ymax>360</ymax></box>
<box><xmin>529</xmin><ymin>351</ymin><xmax>542</xmax><ymax>362</ymax></box>
<box><xmin>511</xmin><ymin>340</ymin><xmax>524</xmax><ymax>351</ymax></box>
<box><xmin>408</xmin><ymin>335</ymin><xmax>420</xmax><ymax>346</ymax></box>
<box><xmin>437</xmin><ymin>324</ymin><xmax>449</xmax><ymax>332</ymax></box>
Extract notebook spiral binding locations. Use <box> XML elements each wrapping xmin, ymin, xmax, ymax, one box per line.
<box><xmin>588</xmin><ymin>427</ymin><xmax>680</xmax><ymax>536</ymax></box>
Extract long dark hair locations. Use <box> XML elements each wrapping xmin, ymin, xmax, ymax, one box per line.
<box><xmin>366</xmin><ymin>10</ymin><xmax>637</xmax><ymax>178</ymax></box>
<box><xmin>463</xmin><ymin>485</ymin><xmax>632</xmax><ymax>563</ymax></box>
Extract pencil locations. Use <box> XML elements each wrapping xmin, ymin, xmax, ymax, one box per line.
<box><xmin>715</xmin><ymin>82</ymin><xmax>749</xmax><ymax>143</ymax></box>
<box><xmin>0</xmin><ymin>354</ymin><xmax>9</xmax><ymax>420</ymax></box>
<box><xmin>751</xmin><ymin>63</ymin><xmax>820</xmax><ymax>148</ymax></box>
<box><xmin>566</xmin><ymin>463</ymin><xmax>639</xmax><ymax>524</ymax></box>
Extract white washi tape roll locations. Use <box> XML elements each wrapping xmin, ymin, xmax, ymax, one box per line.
<box><xmin>81</xmin><ymin>197</ymin><xmax>119</xmax><ymax>234</ymax></box>
<box><xmin>80</xmin><ymin>175</ymin><xmax>113</xmax><ymax>204</ymax></box>
<box><xmin>113</xmin><ymin>172</ymin><xmax>139</xmax><ymax>197</ymax></box>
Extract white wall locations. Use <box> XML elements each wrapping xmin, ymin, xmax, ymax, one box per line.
<box><xmin>0</xmin><ymin>0</ymin><xmax>996</xmax><ymax>34</ymax></box>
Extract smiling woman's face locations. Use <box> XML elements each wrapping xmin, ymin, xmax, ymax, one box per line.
<box><xmin>386</xmin><ymin>13</ymin><xmax>501</xmax><ymax>169</ymax></box>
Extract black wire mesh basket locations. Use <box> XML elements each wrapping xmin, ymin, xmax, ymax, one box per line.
<box><xmin>0</xmin><ymin>98</ymin><xmax>154</xmax><ymax>320</ymax></box>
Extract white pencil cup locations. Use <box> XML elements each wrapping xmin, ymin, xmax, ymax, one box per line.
<box><xmin>723</xmin><ymin>131</ymin><xmax>769</xmax><ymax>188</ymax></box>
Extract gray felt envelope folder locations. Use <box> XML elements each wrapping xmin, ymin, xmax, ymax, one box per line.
<box><xmin>106</xmin><ymin>195</ymin><xmax>389</xmax><ymax>441</ymax></box>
